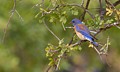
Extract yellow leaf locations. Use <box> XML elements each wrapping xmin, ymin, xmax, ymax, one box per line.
<box><xmin>106</xmin><ymin>7</ymin><xmax>113</xmax><ymax>16</ymax></box>
<box><xmin>88</xmin><ymin>43</ymin><xmax>94</xmax><ymax>48</ymax></box>
<box><xmin>116</xmin><ymin>10</ymin><xmax>120</xmax><ymax>15</ymax></box>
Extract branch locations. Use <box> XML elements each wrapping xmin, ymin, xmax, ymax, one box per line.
<box><xmin>105</xmin><ymin>0</ymin><xmax>111</xmax><ymax>6</ymax></box>
<box><xmin>81</xmin><ymin>0</ymin><xmax>90</xmax><ymax>21</ymax></box>
<box><xmin>2</xmin><ymin>0</ymin><xmax>16</xmax><ymax>43</ymax></box>
<box><xmin>113</xmin><ymin>0</ymin><xmax>120</xmax><ymax>6</ymax></box>
<box><xmin>105</xmin><ymin>0</ymin><xmax>116</xmax><ymax>9</ymax></box>
<box><xmin>94</xmin><ymin>22</ymin><xmax>120</xmax><ymax>36</ymax></box>
<box><xmin>42</xmin><ymin>3</ymin><xmax>95</xmax><ymax>19</ymax></box>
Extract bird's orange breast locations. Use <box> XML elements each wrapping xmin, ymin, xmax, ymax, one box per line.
<box><xmin>74</xmin><ymin>26</ymin><xmax>85</xmax><ymax>40</ymax></box>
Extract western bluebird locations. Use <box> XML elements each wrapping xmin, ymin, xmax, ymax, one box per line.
<box><xmin>71</xmin><ymin>18</ymin><xmax>98</xmax><ymax>47</ymax></box>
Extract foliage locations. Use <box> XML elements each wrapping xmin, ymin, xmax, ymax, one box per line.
<box><xmin>45</xmin><ymin>39</ymin><xmax>81</xmax><ymax>69</ymax></box>
<box><xmin>36</xmin><ymin>0</ymin><xmax>120</xmax><ymax>71</ymax></box>
<box><xmin>106</xmin><ymin>5</ymin><xmax>120</xmax><ymax>21</ymax></box>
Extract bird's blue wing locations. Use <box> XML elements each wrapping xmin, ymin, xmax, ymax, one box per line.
<box><xmin>77</xmin><ymin>24</ymin><xmax>90</xmax><ymax>33</ymax></box>
<box><xmin>75</xmin><ymin>25</ymin><xmax>94</xmax><ymax>42</ymax></box>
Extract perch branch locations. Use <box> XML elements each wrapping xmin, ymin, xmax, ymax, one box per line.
<box><xmin>71</xmin><ymin>22</ymin><xmax>120</xmax><ymax>47</ymax></box>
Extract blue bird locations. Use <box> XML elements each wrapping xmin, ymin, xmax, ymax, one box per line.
<box><xmin>71</xmin><ymin>18</ymin><xmax>98</xmax><ymax>47</ymax></box>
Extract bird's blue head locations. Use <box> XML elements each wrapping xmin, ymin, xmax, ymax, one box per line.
<box><xmin>71</xmin><ymin>18</ymin><xmax>82</xmax><ymax>26</ymax></box>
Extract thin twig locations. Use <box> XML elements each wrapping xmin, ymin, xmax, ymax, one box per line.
<box><xmin>81</xmin><ymin>0</ymin><xmax>84</xmax><ymax>6</ymax></box>
<box><xmin>93</xmin><ymin>46</ymin><xmax>101</xmax><ymax>55</ymax></box>
<box><xmin>46</xmin><ymin>66</ymin><xmax>52</xmax><ymax>72</ymax></box>
<box><xmin>15</xmin><ymin>10</ymin><xmax>24</xmax><ymax>22</ymax></box>
<box><xmin>65</xmin><ymin>27</ymin><xmax>73</xmax><ymax>29</ymax></box>
<box><xmin>2</xmin><ymin>0</ymin><xmax>16</xmax><ymax>43</ymax></box>
<box><xmin>55</xmin><ymin>55</ymin><xmax>62</xmax><ymax>70</ymax></box>
<box><xmin>42</xmin><ymin>4</ymin><xmax>95</xmax><ymax>19</ymax></box>
<box><xmin>105</xmin><ymin>0</ymin><xmax>111</xmax><ymax>6</ymax></box>
<box><xmin>80</xmin><ymin>5</ymin><xmax>95</xmax><ymax>19</ymax></box>
<box><xmin>42</xmin><ymin>19</ymin><xmax>61</xmax><ymax>41</ymax></box>
<box><xmin>71</xmin><ymin>40</ymin><xmax>86</xmax><ymax>47</ymax></box>
<box><xmin>90</xmin><ymin>30</ymin><xmax>97</xmax><ymax>34</ymax></box>
<box><xmin>62</xmin><ymin>23</ymin><xmax>66</xmax><ymax>31</ymax></box>
<box><xmin>116</xmin><ymin>25</ymin><xmax>120</xmax><ymax>29</ymax></box>
<box><xmin>106</xmin><ymin>36</ymin><xmax>110</xmax><ymax>53</ymax></box>
<box><xmin>41</xmin><ymin>0</ymin><xmax>60</xmax><ymax>42</ymax></box>
<box><xmin>68</xmin><ymin>33</ymin><xmax>75</xmax><ymax>45</ymax></box>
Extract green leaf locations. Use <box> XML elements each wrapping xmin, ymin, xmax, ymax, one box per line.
<box><xmin>60</xmin><ymin>16</ymin><xmax>67</xmax><ymax>24</ymax></box>
<box><xmin>39</xmin><ymin>19</ymin><xmax>42</xmax><ymax>23</ymax></box>
<box><xmin>106</xmin><ymin>7</ymin><xmax>113</xmax><ymax>16</ymax></box>
<box><xmin>105</xmin><ymin>19</ymin><xmax>114</xmax><ymax>24</ymax></box>
<box><xmin>72</xmin><ymin>10</ymin><xmax>78</xmax><ymax>15</ymax></box>
<box><xmin>70</xmin><ymin>46</ymin><xmax>82</xmax><ymax>51</ymax></box>
<box><xmin>78</xmin><ymin>46</ymin><xmax>82</xmax><ymax>51</ymax></box>
<box><xmin>62</xmin><ymin>11</ymin><xmax>66</xmax><ymax>15</ymax></box>
<box><xmin>49</xmin><ymin>16</ymin><xmax>54</xmax><ymax>23</ymax></box>
<box><xmin>59</xmin><ymin>39</ymin><xmax>64</xmax><ymax>45</ymax></box>
<box><xmin>35</xmin><ymin>12</ymin><xmax>40</xmax><ymax>18</ymax></box>
<box><xmin>48</xmin><ymin>58</ymin><xmax>54</xmax><ymax>66</ymax></box>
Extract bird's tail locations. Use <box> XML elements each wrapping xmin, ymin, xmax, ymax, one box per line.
<box><xmin>92</xmin><ymin>42</ymin><xmax>98</xmax><ymax>47</ymax></box>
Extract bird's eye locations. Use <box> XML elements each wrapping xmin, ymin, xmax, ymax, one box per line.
<box><xmin>72</xmin><ymin>20</ymin><xmax>75</xmax><ymax>23</ymax></box>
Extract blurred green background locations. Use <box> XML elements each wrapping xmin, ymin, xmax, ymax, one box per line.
<box><xmin>0</xmin><ymin>0</ymin><xmax>120</xmax><ymax>72</ymax></box>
